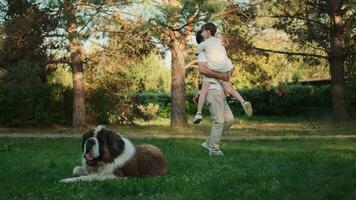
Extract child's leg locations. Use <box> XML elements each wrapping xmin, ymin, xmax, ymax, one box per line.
<box><xmin>196</xmin><ymin>81</ymin><xmax>211</xmax><ymax>114</ymax></box>
<box><xmin>220</xmin><ymin>81</ymin><xmax>245</xmax><ymax>104</ymax></box>
<box><xmin>221</xmin><ymin>81</ymin><xmax>253</xmax><ymax>117</ymax></box>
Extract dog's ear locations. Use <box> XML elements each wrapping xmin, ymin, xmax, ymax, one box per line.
<box><xmin>82</xmin><ymin>129</ymin><xmax>94</xmax><ymax>151</ymax></box>
<box><xmin>106</xmin><ymin>131</ymin><xmax>125</xmax><ymax>158</ymax></box>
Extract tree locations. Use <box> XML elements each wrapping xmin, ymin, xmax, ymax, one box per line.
<box><xmin>148</xmin><ymin>0</ymin><xmax>225</xmax><ymax>127</ymax></box>
<box><xmin>62</xmin><ymin>0</ymin><xmax>86</xmax><ymax>127</ymax></box>
<box><xmin>60</xmin><ymin>0</ymin><xmax>132</xmax><ymax>127</ymax></box>
<box><xmin>254</xmin><ymin>0</ymin><xmax>355</xmax><ymax>121</ymax></box>
<box><xmin>0</xmin><ymin>0</ymin><xmax>62</xmax><ymax>126</ymax></box>
<box><xmin>0</xmin><ymin>0</ymin><xmax>58</xmax><ymax>69</ymax></box>
<box><xmin>218</xmin><ymin>2</ymin><xmax>276</xmax><ymax>88</ymax></box>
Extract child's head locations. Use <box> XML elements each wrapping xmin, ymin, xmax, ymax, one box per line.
<box><xmin>196</xmin><ymin>30</ymin><xmax>204</xmax><ymax>44</ymax></box>
<box><xmin>200</xmin><ymin>22</ymin><xmax>217</xmax><ymax>40</ymax></box>
<box><xmin>215</xmin><ymin>32</ymin><xmax>229</xmax><ymax>47</ymax></box>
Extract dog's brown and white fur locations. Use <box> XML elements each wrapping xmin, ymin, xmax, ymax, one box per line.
<box><xmin>60</xmin><ymin>125</ymin><xmax>168</xmax><ymax>182</ymax></box>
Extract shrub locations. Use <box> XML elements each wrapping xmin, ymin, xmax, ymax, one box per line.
<box><xmin>136</xmin><ymin>103</ymin><xmax>160</xmax><ymax>120</ymax></box>
<box><xmin>86</xmin><ymin>89</ymin><xmax>135</xmax><ymax>125</ymax></box>
<box><xmin>134</xmin><ymin>85</ymin><xmax>335</xmax><ymax>117</ymax></box>
<box><xmin>0</xmin><ymin>63</ymin><xmax>67</xmax><ymax>126</ymax></box>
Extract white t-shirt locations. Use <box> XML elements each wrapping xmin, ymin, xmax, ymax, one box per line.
<box><xmin>196</xmin><ymin>37</ymin><xmax>232</xmax><ymax>72</ymax></box>
<box><xmin>197</xmin><ymin>52</ymin><xmax>223</xmax><ymax>91</ymax></box>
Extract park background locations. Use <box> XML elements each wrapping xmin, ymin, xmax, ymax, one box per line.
<box><xmin>0</xmin><ymin>0</ymin><xmax>354</xmax><ymax>128</ymax></box>
<box><xmin>0</xmin><ymin>0</ymin><xmax>355</xmax><ymax>199</ymax></box>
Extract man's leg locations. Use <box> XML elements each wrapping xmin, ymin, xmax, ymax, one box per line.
<box><xmin>204</xmin><ymin>90</ymin><xmax>225</xmax><ymax>152</ymax></box>
<box><xmin>223</xmin><ymin>97</ymin><xmax>234</xmax><ymax>130</ymax></box>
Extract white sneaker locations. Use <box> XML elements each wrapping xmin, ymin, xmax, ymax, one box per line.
<box><xmin>209</xmin><ymin>149</ymin><xmax>224</xmax><ymax>156</ymax></box>
<box><xmin>193</xmin><ymin>113</ymin><xmax>202</xmax><ymax>124</ymax></box>
<box><xmin>242</xmin><ymin>101</ymin><xmax>253</xmax><ymax>117</ymax></box>
<box><xmin>201</xmin><ymin>141</ymin><xmax>209</xmax><ymax>150</ymax></box>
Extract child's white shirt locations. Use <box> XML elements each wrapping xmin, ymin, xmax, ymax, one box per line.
<box><xmin>197</xmin><ymin>52</ymin><xmax>223</xmax><ymax>91</ymax></box>
<box><xmin>196</xmin><ymin>37</ymin><xmax>233</xmax><ymax>72</ymax></box>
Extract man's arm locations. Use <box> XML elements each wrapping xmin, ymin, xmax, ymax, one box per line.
<box><xmin>198</xmin><ymin>62</ymin><xmax>229</xmax><ymax>82</ymax></box>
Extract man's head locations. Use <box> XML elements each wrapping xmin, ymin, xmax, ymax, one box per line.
<box><xmin>201</xmin><ymin>22</ymin><xmax>217</xmax><ymax>40</ymax></box>
<box><xmin>196</xmin><ymin>30</ymin><xmax>204</xmax><ymax>44</ymax></box>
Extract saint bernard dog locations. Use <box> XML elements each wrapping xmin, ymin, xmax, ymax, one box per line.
<box><xmin>60</xmin><ymin>125</ymin><xmax>168</xmax><ymax>182</ymax></box>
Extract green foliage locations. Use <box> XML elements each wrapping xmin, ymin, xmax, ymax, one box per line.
<box><xmin>48</xmin><ymin>65</ymin><xmax>73</xmax><ymax>88</ymax></box>
<box><xmin>219</xmin><ymin>2</ymin><xmax>331</xmax><ymax>89</ymax></box>
<box><xmin>185</xmin><ymin>66</ymin><xmax>201</xmax><ymax>92</ymax></box>
<box><xmin>236</xmin><ymin>84</ymin><xmax>332</xmax><ymax>116</ymax></box>
<box><xmin>0</xmin><ymin>63</ymin><xmax>71</xmax><ymax>126</ymax></box>
<box><xmin>136</xmin><ymin>103</ymin><xmax>160</xmax><ymax>120</ymax></box>
<box><xmin>86</xmin><ymin>88</ymin><xmax>136</xmax><ymax>125</ymax></box>
<box><xmin>346</xmin><ymin>56</ymin><xmax>356</xmax><ymax>105</ymax></box>
<box><xmin>0</xmin><ymin>0</ymin><xmax>58</xmax><ymax>67</ymax></box>
<box><xmin>133</xmin><ymin>92</ymin><xmax>171</xmax><ymax>118</ymax></box>
<box><xmin>258</xmin><ymin>0</ymin><xmax>354</xmax><ymax>62</ymax></box>
<box><xmin>135</xmin><ymin>85</ymin><xmax>333</xmax><ymax>117</ymax></box>
<box><xmin>147</xmin><ymin>0</ymin><xmax>227</xmax><ymax>48</ymax></box>
<box><xmin>127</xmin><ymin>53</ymin><xmax>171</xmax><ymax>92</ymax></box>
<box><xmin>0</xmin><ymin>0</ymin><xmax>68</xmax><ymax>127</ymax></box>
<box><xmin>83</xmin><ymin>53</ymin><xmax>169</xmax><ymax>125</ymax></box>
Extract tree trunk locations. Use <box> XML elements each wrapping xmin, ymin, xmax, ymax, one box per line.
<box><xmin>328</xmin><ymin>0</ymin><xmax>348</xmax><ymax>121</ymax></box>
<box><xmin>170</xmin><ymin>39</ymin><xmax>187</xmax><ymax>127</ymax></box>
<box><xmin>329</xmin><ymin>56</ymin><xmax>348</xmax><ymax>121</ymax></box>
<box><xmin>65</xmin><ymin>0</ymin><xmax>86</xmax><ymax>127</ymax></box>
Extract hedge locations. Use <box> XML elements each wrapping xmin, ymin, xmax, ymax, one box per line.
<box><xmin>134</xmin><ymin>85</ymin><xmax>333</xmax><ymax>117</ymax></box>
<box><xmin>1</xmin><ymin>84</ymin><xmax>354</xmax><ymax>126</ymax></box>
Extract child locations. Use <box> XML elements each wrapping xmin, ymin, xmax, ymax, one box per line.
<box><xmin>193</xmin><ymin>23</ymin><xmax>252</xmax><ymax>124</ymax></box>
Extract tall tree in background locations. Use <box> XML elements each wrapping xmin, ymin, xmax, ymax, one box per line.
<box><xmin>63</xmin><ymin>0</ymin><xmax>86</xmax><ymax>127</ymax></box>
<box><xmin>0</xmin><ymin>0</ymin><xmax>60</xmax><ymax>126</ymax></box>
<box><xmin>61</xmin><ymin>0</ymin><xmax>131</xmax><ymax>127</ymax></box>
<box><xmin>256</xmin><ymin>0</ymin><xmax>355</xmax><ymax>121</ymax></box>
<box><xmin>149</xmin><ymin>0</ymin><xmax>225</xmax><ymax>127</ymax></box>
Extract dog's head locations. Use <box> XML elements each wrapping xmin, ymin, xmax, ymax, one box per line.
<box><xmin>82</xmin><ymin>125</ymin><xmax>125</xmax><ymax>164</ymax></box>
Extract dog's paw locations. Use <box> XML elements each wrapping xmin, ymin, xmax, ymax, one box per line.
<box><xmin>73</xmin><ymin>166</ymin><xmax>88</xmax><ymax>177</ymax></box>
<box><xmin>60</xmin><ymin>177</ymin><xmax>77</xmax><ymax>183</ymax></box>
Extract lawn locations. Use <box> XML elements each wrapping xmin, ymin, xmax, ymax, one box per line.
<box><xmin>0</xmin><ymin>137</ymin><xmax>355</xmax><ymax>199</ymax></box>
<box><xmin>1</xmin><ymin>116</ymin><xmax>355</xmax><ymax>138</ymax></box>
<box><xmin>122</xmin><ymin>116</ymin><xmax>356</xmax><ymax>137</ymax></box>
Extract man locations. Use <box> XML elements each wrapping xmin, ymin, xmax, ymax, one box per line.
<box><xmin>196</xmin><ymin>23</ymin><xmax>235</xmax><ymax>156</ymax></box>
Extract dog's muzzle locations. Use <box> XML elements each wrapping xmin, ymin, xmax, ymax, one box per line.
<box><xmin>84</xmin><ymin>138</ymin><xmax>98</xmax><ymax>161</ymax></box>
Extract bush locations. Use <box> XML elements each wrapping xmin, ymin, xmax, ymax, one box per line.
<box><xmin>86</xmin><ymin>89</ymin><xmax>135</xmax><ymax>125</ymax></box>
<box><xmin>136</xmin><ymin>103</ymin><xmax>160</xmax><ymax>120</ymax></box>
<box><xmin>133</xmin><ymin>92</ymin><xmax>171</xmax><ymax>118</ymax></box>
<box><xmin>0</xmin><ymin>63</ymin><xmax>68</xmax><ymax>126</ymax></box>
<box><xmin>134</xmin><ymin>85</ymin><xmax>334</xmax><ymax>117</ymax></box>
<box><xmin>240</xmin><ymin>84</ymin><xmax>332</xmax><ymax>116</ymax></box>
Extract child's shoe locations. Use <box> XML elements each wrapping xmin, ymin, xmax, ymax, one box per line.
<box><xmin>242</xmin><ymin>101</ymin><xmax>253</xmax><ymax>117</ymax></box>
<box><xmin>193</xmin><ymin>113</ymin><xmax>202</xmax><ymax>124</ymax></box>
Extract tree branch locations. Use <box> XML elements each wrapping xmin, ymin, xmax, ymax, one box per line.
<box><xmin>259</xmin><ymin>15</ymin><xmax>329</xmax><ymax>29</ymax></box>
<box><xmin>253</xmin><ymin>47</ymin><xmax>328</xmax><ymax>59</ymax></box>
<box><xmin>166</xmin><ymin>6</ymin><xmax>201</xmax><ymax>33</ymax></box>
<box><xmin>45</xmin><ymin>58</ymin><xmax>70</xmax><ymax>65</ymax></box>
<box><xmin>185</xmin><ymin>60</ymin><xmax>197</xmax><ymax>69</ymax></box>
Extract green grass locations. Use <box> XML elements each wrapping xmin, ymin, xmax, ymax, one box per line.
<box><xmin>127</xmin><ymin>116</ymin><xmax>356</xmax><ymax>137</ymax></box>
<box><xmin>0</xmin><ymin>137</ymin><xmax>355</xmax><ymax>199</ymax></box>
<box><xmin>1</xmin><ymin>116</ymin><xmax>355</xmax><ymax>137</ymax></box>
